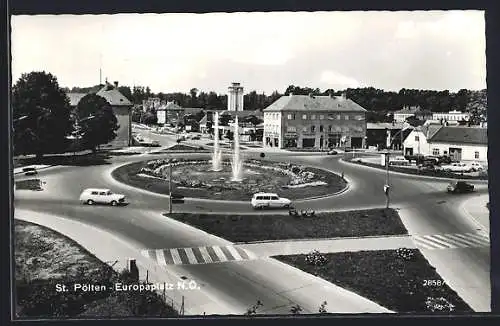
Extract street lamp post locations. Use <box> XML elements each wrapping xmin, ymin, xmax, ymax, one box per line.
<box><xmin>168</xmin><ymin>164</ymin><xmax>173</xmax><ymax>214</ymax></box>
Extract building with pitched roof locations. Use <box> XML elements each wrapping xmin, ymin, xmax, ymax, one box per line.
<box><xmin>67</xmin><ymin>81</ymin><xmax>133</xmax><ymax>148</ymax></box>
<box><xmin>262</xmin><ymin>93</ymin><xmax>367</xmax><ymax>149</ymax></box>
<box><xmin>428</xmin><ymin>126</ymin><xmax>487</xmax><ymax>162</ymax></box>
<box><xmin>403</xmin><ymin>124</ymin><xmax>443</xmax><ymax>156</ymax></box>
<box><xmin>393</xmin><ymin>105</ymin><xmax>432</xmax><ymax>123</ymax></box>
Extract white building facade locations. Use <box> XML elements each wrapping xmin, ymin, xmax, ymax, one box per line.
<box><xmin>427</xmin><ymin>126</ymin><xmax>487</xmax><ymax>163</ymax></box>
<box><xmin>432</xmin><ymin>110</ymin><xmax>470</xmax><ymax>122</ymax></box>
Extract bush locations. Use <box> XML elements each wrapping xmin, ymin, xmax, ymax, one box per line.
<box><xmin>305</xmin><ymin>250</ymin><xmax>328</xmax><ymax>266</ymax></box>
<box><xmin>425</xmin><ymin>296</ymin><xmax>455</xmax><ymax>313</ymax></box>
<box><xmin>396</xmin><ymin>248</ymin><xmax>416</xmax><ymax>261</ymax></box>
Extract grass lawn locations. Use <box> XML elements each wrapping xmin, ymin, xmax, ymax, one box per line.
<box><xmin>15</xmin><ymin>179</ymin><xmax>44</xmax><ymax>191</ymax></box>
<box><xmin>349</xmin><ymin>158</ymin><xmax>488</xmax><ymax>180</ymax></box>
<box><xmin>165</xmin><ymin>208</ymin><xmax>407</xmax><ymax>243</ymax></box>
<box><xmin>274</xmin><ymin>249</ymin><xmax>473</xmax><ymax>313</ymax></box>
<box><xmin>14</xmin><ymin>219</ymin><xmax>177</xmax><ymax>318</ymax></box>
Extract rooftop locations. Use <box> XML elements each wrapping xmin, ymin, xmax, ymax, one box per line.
<box><xmin>428</xmin><ymin>126</ymin><xmax>487</xmax><ymax>145</ymax></box>
<box><xmin>263</xmin><ymin>94</ymin><xmax>367</xmax><ymax>113</ymax></box>
<box><xmin>96</xmin><ymin>84</ymin><xmax>133</xmax><ymax>106</ymax></box>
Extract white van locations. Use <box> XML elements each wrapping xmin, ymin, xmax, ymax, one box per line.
<box><xmin>79</xmin><ymin>188</ymin><xmax>126</xmax><ymax>206</ymax></box>
<box><xmin>251</xmin><ymin>192</ymin><xmax>292</xmax><ymax>209</ymax></box>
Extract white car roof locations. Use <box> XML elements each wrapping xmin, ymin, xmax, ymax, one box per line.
<box><xmin>253</xmin><ymin>192</ymin><xmax>278</xmax><ymax>197</ymax></box>
<box><xmin>83</xmin><ymin>188</ymin><xmax>111</xmax><ymax>192</ymax></box>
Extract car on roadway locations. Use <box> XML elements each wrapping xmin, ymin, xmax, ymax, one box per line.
<box><xmin>191</xmin><ymin>135</ymin><xmax>201</xmax><ymax>140</ymax></box>
<box><xmin>251</xmin><ymin>192</ymin><xmax>292</xmax><ymax>209</ymax></box>
<box><xmin>80</xmin><ymin>188</ymin><xmax>126</xmax><ymax>206</ymax></box>
<box><xmin>441</xmin><ymin>162</ymin><xmax>473</xmax><ymax>173</ymax></box>
<box><xmin>389</xmin><ymin>156</ymin><xmax>410</xmax><ymax>166</ymax></box>
<box><xmin>467</xmin><ymin>162</ymin><xmax>484</xmax><ymax>172</ymax></box>
<box><xmin>326</xmin><ymin>149</ymin><xmax>338</xmax><ymax>155</ymax></box>
<box><xmin>22</xmin><ymin>167</ymin><xmax>38</xmax><ymax>176</ymax></box>
<box><xmin>447</xmin><ymin>181</ymin><xmax>474</xmax><ymax>194</ymax></box>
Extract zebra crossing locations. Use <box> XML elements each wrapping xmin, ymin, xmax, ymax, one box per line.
<box><xmin>412</xmin><ymin>232</ymin><xmax>490</xmax><ymax>250</ymax></box>
<box><xmin>142</xmin><ymin>245</ymin><xmax>258</xmax><ymax>266</ymax></box>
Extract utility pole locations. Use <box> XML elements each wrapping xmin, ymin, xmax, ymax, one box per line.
<box><xmin>168</xmin><ymin>164</ymin><xmax>173</xmax><ymax>214</ymax></box>
<box><xmin>385</xmin><ymin>152</ymin><xmax>390</xmax><ymax>209</ymax></box>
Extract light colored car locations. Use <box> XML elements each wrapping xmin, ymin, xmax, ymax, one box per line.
<box><xmin>80</xmin><ymin>188</ymin><xmax>126</xmax><ymax>206</ymax></box>
<box><xmin>467</xmin><ymin>162</ymin><xmax>484</xmax><ymax>172</ymax></box>
<box><xmin>389</xmin><ymin>156</ymin><xmax>410</xmax><ymax>166</ymax></box>
<box><xmin>251</xmin><ymin>192</ymin><xmax>291</xmax><ymax>209</ymax></box>
<box><xmin>441</xmin><ymin>162</ymin><xmax>472</xmax><ymax>173</ymax></box>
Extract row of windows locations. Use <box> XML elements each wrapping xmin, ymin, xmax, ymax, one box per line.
<box><xmin>286</xmin><ymin>125</ymin><xmax>362</xmax><ymax>133</ymax></box>
<box><xmin>286</xmin><ymin>113</ymin><xmax>363</xmax><ymax>121</ymax></box>
<box><xmin>431</xmin><ymin>148</ymin><xmax>480</xmax><ymax>159</ymax></box>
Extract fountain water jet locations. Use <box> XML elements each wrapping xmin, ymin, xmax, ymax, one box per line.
<box><xmin>211</xmin><ymin>111</ymin><xmax>222</xmax><ymax>171</ymax></box>
<box><xmin>231</xmin><ymin>115</ymin><xmax>243</xmax><ymax>181</ymax></box>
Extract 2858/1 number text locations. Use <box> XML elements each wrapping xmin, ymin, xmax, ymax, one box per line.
<box><xmin>423</xmin><ymin>279</ymin><xmax>445</xmax><ymax>287</ymax></box>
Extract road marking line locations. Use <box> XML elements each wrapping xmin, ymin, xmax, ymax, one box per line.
<box><xmin>421</xmin><ymin>235</ymin><xmax>457</xmax><ymax>249</ymax></box>
<box><xmin>220</xmin><ymin>246</ymin><xmax>236</xmax><ymax>261</ymax></box>
<box><xmin>205</xmin><ymin>246</ymin><xmax>220</xmax><ymax>262</ymax></box>
<box><xmin>198</xmin><ymin>247</ymin><xmax>213</xmax><ymax>263</ymax></box>
<box><xmin>434</xmin><ymin>234</ymin><xmax>473</xmax><ymax>248</ymax></box>
<box><xmin>413</xmin><ymin>236</ymin><xmax>449</xmax><ymax>249</ymax></box>
<box><xmin>183</xmin><ymin>247</ymin><xmax>199</xmax><ymax>264</ymax></box>
<box><xmin>466</xmin><ymin>232</ymin><xmax>490</xmax><ymax>242</ymax></box>
<box><xmin>212</xmin><ymin>246</ymin><xmax>228</xmax><ymax>262</ymax></box>
<box><xmin>191</xmin><ymin>247</ymin><xmax>206</xmax><ymax>264</ymax></box>
<box><xmin>235</xmin><ymin>247</ymin><xmax>250</xmax><ymax>259</ymax></box>
<box><xmin>226</xmin><ymin>246</ymin><xmax>243</xmax><ymax>261</ymax></box>
<box><xmin>156</xmin><ymin>249</ymin><xmax>167</xmax><ymax>266</ymax></box>
<box><xmin>244</xmin><ymin>249</ymin><xmax>258</xmax><ymax>259</ymax></box>
<box><xmin>447</xmin><ymin>234</ymin><xmax>486</xmax><ymax>247</ymax></box>
<box><xmin>170</xmin><ymin>249</ymin><xmax>183</xmax><ymax>265</ymax></box>
<box><xmin>453</xmin><ymin>233</ymin><xmax>489</xmax><ymax>247</ymax></box>
<box><xmin>177</xmin><ymin>248</ymin><xmax>192</xmax><ymax>265</ymax></box>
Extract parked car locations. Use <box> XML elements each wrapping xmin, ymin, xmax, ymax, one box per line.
<box><xmin>251</xmin><ymin>192</ymin><xmax>291</xmax><ymax>209</ymax></box>
<box><xmin>327</xmin><ymin>149</ymin><xmax>338</xmax><ymax>155</ymax></box>
<box><xmin>389</xmin><ymin>156</ymin><xmax>410</xmax><ymax>166</ymax></box>
<box><xmin>441</xmin><ymin>162</ymin><xmax>473</xmax><ymax>173</ymax></box>
<box><xmin>467</xmin><ymin>162</ymin><xmax>484</xmax><ymax>172</ymax></box>
<box><xmin>344</xmin><ymin>147</ymin><xmax>352</xmax><ymax>152</ymax></box>
<box><xmin>22</xmin><ymin>167</ymin><xmax>38</xmax><ymax>176</ymax></box>
<box><xmin>417</xmin><ymin>163</ymin><xmax>439</xmax><ymax>172</ymax></box>
<box><xmin>79</xmin><ymin>188</ymin><xmax>126</xmax><ymax>206</ymax></box>
<box><xmin>447</xmin><ymin>181</ymin><xmax>474</xmax><ymax>193</ymax></box>
<box><xmin>191</xmin><ymin>135</ymin><xmax>201</xmax><ymax>140</ymax></box>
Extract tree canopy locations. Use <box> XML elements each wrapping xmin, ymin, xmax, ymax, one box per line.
<box><xmin>76</xmin><ymin>94</ymin><xmax>119</xmax><ymax>151</ymax></box>
<box><xmin>12</xmin><ymin>71</ymin><xmax>72</xmax><ymax>156</ymax></box>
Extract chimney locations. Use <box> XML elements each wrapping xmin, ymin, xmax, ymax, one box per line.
<box><xmin>114</xmin><ymin>81</ymin><xmax>118</xmax><ymax>88</ymax></box>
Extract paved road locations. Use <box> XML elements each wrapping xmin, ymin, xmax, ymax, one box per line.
<box><xmin>14</xmin><ymin>131</ymin><xmax>491</xmax><ymax>313</ymax></box>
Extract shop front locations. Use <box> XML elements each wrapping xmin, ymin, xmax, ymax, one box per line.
<box><xmin>283</xmin><ymin>132</ymin><xmax>298</xmax><ymax>148</ymax></box>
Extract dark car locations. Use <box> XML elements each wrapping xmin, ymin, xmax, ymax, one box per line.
<box><xmin>191</xmin><ymin>135</ymin><xmax>201</xmax><ymax>140</ymax></box>
<box><xmin>418</xmin><ymin>163</ymin><xmax>437</xmax><ymax>172</ymax></box>
<box><xmin>327</xmin><ymin>149</ymin><xmax>338</xmax><ymax>155</ymax></box>
<box><xmin>447</xmin><ymin>181</ymin><xmax>474</xmax><ymax>193</ymax></box>
<box><xmin>23</xmin><ymin>167</ymin><xmax>38</xmax><ymax>176</ymax></box>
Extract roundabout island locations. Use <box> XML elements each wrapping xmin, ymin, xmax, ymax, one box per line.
<box><xmin>111</xmin><ymin>155</ymin><xmax>348</xmax><ymax>201</ymax></box>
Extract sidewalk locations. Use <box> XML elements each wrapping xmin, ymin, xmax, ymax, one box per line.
<box><xmin>461</xmin><ymin>194</ymin><xmax>490</xmax><ymax>234</ymax></box>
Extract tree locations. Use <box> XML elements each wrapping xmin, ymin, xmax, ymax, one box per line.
<box><xmin>142</xmin><ymin>112</ymin><xmax>158</xmax><ymax>125</ymax></box>
<box><xmin>12</xmin><ymin>71</ymin><xmax>72</xmax><ymax>158</ymax></box>
<box><xmin>118</xmin><ymin>86</ymin><xmax>133</xmax><ymax>102</ymax></box>
<box><xmin>76</xmin><ymin>94</ymin><xmax>119</xmax><ymax>151</ymax></box>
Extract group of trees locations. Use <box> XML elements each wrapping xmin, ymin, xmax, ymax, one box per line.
<box><xmin>14</xmin><ymin>71</ymin><xmax>119</xmax><ymax>157</ymax></box>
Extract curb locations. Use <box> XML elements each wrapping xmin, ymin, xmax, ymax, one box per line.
<box><xmin>459</xmin><ymin>195</ymin><xmax>490</xmax><ymax>234</ymax></box>
<box><xmin>233</xmin><ymin>233</ymin><xmax>411</xmax><ymax>245</ymax></box>
<box><xmin>340</xmin><ymin>158</ymin><xmax>489</xmax><ymax>183</ymax></box>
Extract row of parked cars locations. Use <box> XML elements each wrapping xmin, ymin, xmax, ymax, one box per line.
<box><xmin>390</xmin><ymin>155</ymin><xmax>485</xmax><ymax>173</ymax></box>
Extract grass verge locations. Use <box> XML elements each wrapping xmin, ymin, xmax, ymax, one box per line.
<box><xmin>273</xmin><ymin>249</ymin><xmax>473</xmax><ymax>313</ymax></box>
<box><xmin>14</xmin><ymin>219</ymin><xmax>177</xmax><ymax>318</ymax></box>
<box><xmin>348</xmin><ymin>158</ymin><xmax>488</xmax><ymax>180</ymax></box>
<box><xmin>165</xmin><ymin>208</ymin><xmax>407</xmax><ymax>243</ymax></box>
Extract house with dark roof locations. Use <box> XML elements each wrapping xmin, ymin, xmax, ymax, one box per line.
<box><xmin>427</xmin><ymin>126</ymin><xmax>487</xmax><ymax>162</ymax></box>
<box><xmin>403</xmin><ymin>124</ymin><xmax>443</xmax><ymax>156</ymax></box>
<box><xmin>67</xmin><ymin>81</ymin><xmax>133</xmax><ymax>148</ymax></box>
<box><xmin>262</xmin><ymin>93</ymin><xmax>367</xmax><ymax>149</ymax></box>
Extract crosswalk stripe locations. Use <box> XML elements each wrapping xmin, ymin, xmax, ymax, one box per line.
<box><xmin>156</xmin><ymin>249</ymin><xmax>167</xmax><ymax>266</ymax></box>
<box><xmin>466</xmin><ymin>232</ymin><xmax>490</xmax><ymax>242</ymax></box>
<box><xmin>443</xmin><ymin>234</ymin><xmax>481</xmax><ymax>247</ymax></box>
<box><xmin>183</xmin><ymin>248</ymin><xmax>200</xmax><ymax>264</ymax></box>
<box><xmin>421</xmin><ymin>235</ymin><xmax>457</xmax><ymax>248</ymax></box>
<box><xmin>177</xmin><ymin>249</ymin><xmax>191</xmax><ymax>264</ymax></box>
<box><xmin>191</xmin><ymin>247</ymin><xmax>206</xmax><ymax>264</ymax></box>
<box><xmin>198</xmin><ymin>247</ymin><xmax>213</xmax><ymax>263</ymax></box>
<box><xmin>413</xmin><ymin>236</ymin><xmax>447</xmax><ymax>249</ymax></box>
<box><xmin>453</xmin><ymin>233</ymin><xmax>489</xmax><ymax>246</ymax></box>
<box><xmin>235</xmin><ymin>247</ymin><xmax>250</xmax><ymax>259</ymax></box>
<box><xmin>206</xmin><ymin>246</ymin><xmax>220</xmax><ymax>262</ymax></box>
<box><xmin>220</xmin><ymin>246</ymin><xmax>236</xmax><ymax>261</ymax></box>
<box><xmin>170</xmin><ymin>249</ymin><xmax>183</xmax><ymax>265</ymax></box>
<box><xmin>433</xmin><ymin>235</ymin><xmax>470</xmax><ymax>248</ymax></box>
<box><xmin>243</xmin><ymin>248</ymin><xmax>258</xmax><ymax>259</ymax></box>
<box><xmin>212</xmin><ymin>246</ymin><xmax>228</xmax><ymax>262</ymax></box>
<box><xmin>226</xmin><ymin>246</ymin><xmax>243</xmax><ymax>261</ymax></box>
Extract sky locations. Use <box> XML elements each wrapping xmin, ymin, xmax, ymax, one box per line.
<box><xmin>11</xmin><ymin>11</ymin><xmax>486</xmax><ymax>95</ymax></box>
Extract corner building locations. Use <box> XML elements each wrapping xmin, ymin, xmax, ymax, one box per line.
<box><xmin>263</xmin><ymin>93</ymin><xmax>367</xmax><ymax>149</ymax></box>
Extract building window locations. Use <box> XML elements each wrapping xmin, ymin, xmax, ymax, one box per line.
<box><xmin>344</xmin><ymin>115</ymin><xmax>349</xmax><ymax>120</ymax></box>
<box><xmin>355</xmin><ymin>115</ymin><xmax>364</xmax><ymax>120</ymax></box>
<box><xmin>311</xmin><ymin>125</ymin><xmax>316</xmax><ymax>132</ymax></box>
<box><xmin>311</xmin><ymin>114</ymin><xmax>316</xmax><ymax>120</ymax></box>
<box><xmin>320</xmin><ymin>125</ymin><xmax>324</xmax><ymax>132</ymax></box>
<box><xmin>328</xmin><ymin>114</ymin><xmax>335</xmax><ymax>120</ymax></box>
<box><xmin>432</xmin><ymin>148</ymin><xmax>440</xmax><ymax>155</ymax></box>
<box><xmin>475</xmin><ymin>151</ymin><xmax>480</xmax><ymax>159</ymax></box>
<box><xmin>302</xmin><ymin>127</ymin><xmax>307</xmax><ymax>132</ymax></box>
<box><xmin>302</xmin><ymin>114</ymin><xmax>307</xmax><ymax>120</ymax></box>
<box><xmin>287</xmin><ymin>126</ymin><xmax>296</xmax><ymax>132</ymax></box>
<box><xmin>415</xmin><ymin>135</ymin><xmax>420</xmax><ymax>141</ymax></box>
<box><xmin>336</xmin><ymin>114</ymin><xmax>341</xmax><ymax>120</ymax></box>
<box><xmin>287</xmin><ymin>114</ymin><xmax>293</xmax><ymax>120</ymax></box>
<box><xmin>328</xmin><ymin>125</ymin><xmax>332</xmax><ymax>132</ymax></box>
<box><xmin>319</xmin><ymin>115</ymin><xmax>325</xmax><ymax>120</ymax></box>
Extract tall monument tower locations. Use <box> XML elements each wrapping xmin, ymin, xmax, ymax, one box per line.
<box><xmin>227</xmin><ymin>82</ymin><xmax>244</xmax><ymax>112</ymax></box>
